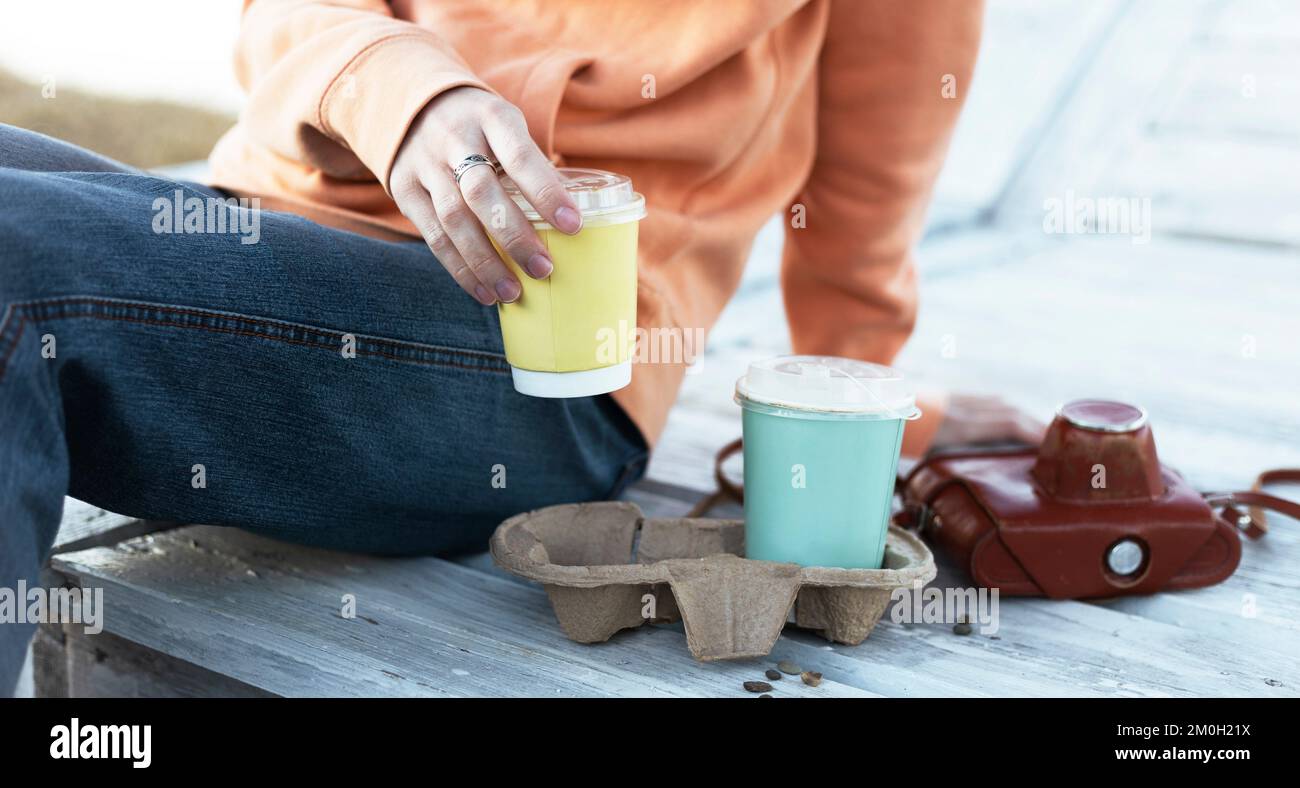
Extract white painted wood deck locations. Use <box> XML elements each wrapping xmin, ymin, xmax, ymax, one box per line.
<box><xmin>34</xmin><ymin>0</ymin><xmax>1300</xmax><ymax>697</ymax></box>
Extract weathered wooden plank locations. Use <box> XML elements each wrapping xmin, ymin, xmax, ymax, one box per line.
<box><xmin>933</xmin><ymin>0</ymin><xmax>1124</xmax><ymax>217</ymax></box>
<box><xmin>36</xmin><ymin>623</ymin><xmax>274</xmax><ymax>698</ymax></box>
<box><xmin>1102</xmin><ymin>136</ymin><xmax>1300</xmax><ymax>248</ymax></box>
<box><xmin>621</xmin><ymin>480</ymin><xmax>735</xmax><ymax>523</ymax></box>
<box><xmin>1155</xmin><ymin>47</ymin><xmax>1300</xmax><ymax>141</ymax></box>
<box><xmin>1097</xmin><ymin>580</ymin><xmax>1300</xmax><ymax>641</ymax></box>
<box><xmin>52</xmin><ymin>496</ymin><xmax>1300</xmax><ymax>698</ymax></box>
<box><xmin>895</xmin><ymin>236</ymin><xmax>1300</xmax><ymax>490</ymax></box>
<box><xmin>30</xmin><ymin>629</ymin><xmax>63</xmax><ymax>699</ymax></box>
<box><xmin>977</xmin><ymin>0</ymin><xmax>1300</xmax><ymax>248</ymax></box>
<box><xmin>928</xmin><ymin>520</ymin><xmax>1300</xmax><ymax>660</ymax></box>
<box><xmin>647</xmin><ymin>407</ymin><xmax>741</xmax><ymax>493</ymax></box>
<box><xmin>49</xmin><ymin>528</ymin><xmax>875</xmax><ymax>698</ymax></box>
<box><xmin>1208</xmin><ymin>0</ymin><xmax>1300</xmax><ymax>45</ymax></box>
<box><xmin>54</xmin><ymin>497</ymin><xmax>170</xmax><ymax>554</ymax></box>
<box><xmin>786</xmin><ymin>594</ymin><xmax>1296</xmax><ymax>697</ymax></box>
<box><xmin>992</xmin><ymin>0</ymin><xmax>1214</xmax><ymax>225</ymax></box>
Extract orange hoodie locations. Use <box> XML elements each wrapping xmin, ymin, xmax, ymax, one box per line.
<box><xmin>208</xmin><ymin>0</ymin><xmax>984</xmax><ymax>452</ymax></box>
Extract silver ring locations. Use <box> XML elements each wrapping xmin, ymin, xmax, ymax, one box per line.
<box><xmin>453</xmin><ymin>154</ymin><xmax>501</xmax><ymax>185</ymax></box>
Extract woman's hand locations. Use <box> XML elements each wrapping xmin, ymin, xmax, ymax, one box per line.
<box><xmin>931</xmin><ymin>393</ymin><xmax>1047</xmax><ymax>448</ymax></box>
<box><xmin>389</xmin><ymin>86</ymin><xmax>583</xmax><ymax>305</ymax></box>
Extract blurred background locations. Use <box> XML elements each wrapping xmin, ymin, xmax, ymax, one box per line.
<box><xmin>2</xmin><ymin>0</ymin><xmax>1298</xmax><ymax>492</ymax></box>
<box><xmin>0</xmin><ymin>1</ymin><xmax>239</xmax><ymax>166</ymax></box>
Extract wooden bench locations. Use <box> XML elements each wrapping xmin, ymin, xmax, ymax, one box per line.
<box><xmin>32</xmin><ymin>468</ymin><xmax>1300</xmax><ymax>698</ymax></box>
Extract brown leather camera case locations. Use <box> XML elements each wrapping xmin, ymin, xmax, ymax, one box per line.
<box><xmin>898</xmin><ymin>400</ymin><xmax>1295</xmax><ymax>599</ymax></box>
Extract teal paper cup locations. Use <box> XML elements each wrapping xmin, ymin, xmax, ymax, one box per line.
<box><xmin>735</xmin><ymin>356</ymin><xmax>921</xmax><ymax>569</ymax></box>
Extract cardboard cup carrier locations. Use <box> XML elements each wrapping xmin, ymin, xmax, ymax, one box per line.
<box><xmin>491</xmin><ymin>502</ymin><xmax>936</xmax><ymax>661</ymax></box>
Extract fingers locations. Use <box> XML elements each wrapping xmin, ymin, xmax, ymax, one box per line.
<box><xmin>425</xmin><ymin>167</ymin><xmax>522</xmax><ymax>304</ymax></box>
<box><xmin>481</xmin><ymin>105</ymin><xmax>582</xmax><ymax>234</ymax></box>
<box><xmin>392</xmin><ymin>178</ymin><xmax>497</xmax><ymax>305</ymax></box>
<box><xmin>456</xmin><ymin>162</ymin><xmax>554</xmax><ymax>281</ymax></box>
<box><xmin>388</xmin><ymin>90</ymin><xmax>577</xmax><ymax>305</ymax></box>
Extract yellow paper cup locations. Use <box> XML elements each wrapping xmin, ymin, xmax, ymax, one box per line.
<box><xmin>495</xmin><ymin>168</ymin><xmax>645</xmax><ymax>398</ymax></box>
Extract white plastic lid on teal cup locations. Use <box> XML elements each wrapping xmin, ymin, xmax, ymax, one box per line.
<box><xmin>734</xmin><ymin>355</ymin><xmax>921</xmax><ymax>421</ymax></box>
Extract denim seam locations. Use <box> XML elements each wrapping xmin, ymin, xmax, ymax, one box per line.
<box><xmin>0</xmin><ymin>296</ymin><xmax>510</xmax><ymax>383</ymax></box>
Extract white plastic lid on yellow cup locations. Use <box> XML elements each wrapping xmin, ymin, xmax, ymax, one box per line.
<box><xmin>500</xmin><ymin>167</ymin><xmax>646</xmax><ymax>229</ymax></box>
<box><xmin>734</xmin><ymin>355</ymin><xmax>921</xmax><ymax>421</ymax></box>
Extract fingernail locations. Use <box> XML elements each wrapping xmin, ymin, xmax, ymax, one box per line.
<box><xmin>554</xmin><ymin>206</ymin><xmax>582</xmax><ymax>234</ymax></box>
<box><xmin>474</xmin><ymin>284</ymin><xmax>497</xmax><ymax>305</ymax></box>
<box><xmin>525</xmin><ymin>253</ymin><xmax>553</xmax><ymax>279</ymax></box>
<box><xmin>495</xmin><ymin>278</ymin><xmax>521</xmax><ymax>303</ymax></box>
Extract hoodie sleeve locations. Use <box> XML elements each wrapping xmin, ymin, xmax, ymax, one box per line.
<box><xmin>233</xmin><ymin>0</ymin><xmax>492</xmax><ymax>190</ymax></box>
<box><xmin>780</xmin><ymin>0</ymin><xmax>984</xmax><ymax>455</ymax></box>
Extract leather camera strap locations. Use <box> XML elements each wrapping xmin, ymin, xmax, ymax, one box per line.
<box><xmin>1203</xmin><ymin>468</ymin><xmax>1300</xmax><ymax>538</ymax></box>
<box><xmin>684</xmin><ymin>437</ymin><xmax>744</xmax><ymax>517</ymax></box>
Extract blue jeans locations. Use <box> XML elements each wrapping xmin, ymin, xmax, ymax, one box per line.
<box><xmin>0</xmin><ymin>124</ymin><xmax>648</xmax><ymax>694</ymax></box>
